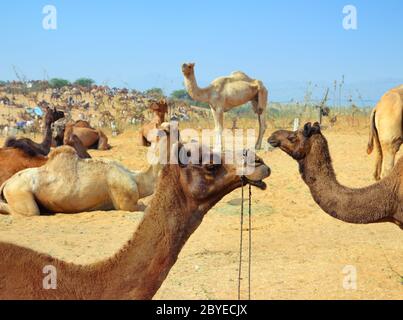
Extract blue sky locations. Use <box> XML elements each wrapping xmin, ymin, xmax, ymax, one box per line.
<box><xmin>1</xmin><ymin>0</ymin><xmax>402</xmax><ymax>103</ymax></box>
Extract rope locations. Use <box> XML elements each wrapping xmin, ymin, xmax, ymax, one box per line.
<box><xmin>248</xmin><ymin>184</ymin><xmax>252</xmax><ymax>300</ymax></box>
<box><xmin>238</xmin><ymin>182</ymin><xmax>244</xmax><ymax>300</ymax></box>
<box><xmin>238</xmin><ymin>179</ymin><xmax>253</xmax><ymax>300</ymax></box>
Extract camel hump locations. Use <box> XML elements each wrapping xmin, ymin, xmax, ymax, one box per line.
<box><xmin>230</xmin><ymin>71</ymin><xmax>254</xmax><ymax>82</ymax></box>
<box><xmin>48</xmin><ymin>146</ymin><xmax>78</xmax><ymax>161</ymax></box>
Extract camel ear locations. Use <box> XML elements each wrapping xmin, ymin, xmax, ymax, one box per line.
<box><xmin>311</xmin><ymin>122</ymin><xmax>321</xmax><ymax>135</ymax></box>
<box><xmin>303</xmin><ymin>122</ymin><xmax>312</xmax><ymax>138</ymax></box>
<box><xmin>189</xmin><ymin>63</ymin><xmax>195</xmax><ymax>68</ymax></box>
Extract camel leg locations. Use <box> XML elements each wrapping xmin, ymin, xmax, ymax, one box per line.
<box><xmin>97</xmin><ymin>130</ymin><xmax>111</xmax><ymax>150</ymax></box>
<box><xmin>211</xmin><ymin>107</ymin><xmax>224</xmax><ymax>152</ymax></box>
<box><xmin>256</xmin><ymin>83</ymin><xmax>268</xmax><ymax>150</ymax></box>
<box><xmin>3</xmin><ymin>188</ymin><xmax>40</xmax><ymax>216</ymax></box>
<box><xmin>374</xmin><ymin>145</ymin><xmax>383</xmax><ymax>181</ymax></box>
<box><xmin>256</xmin><ymin>108</ymin><xmax>267</xmax><ymax>150</ymax></box>
<box><xmin>380</xmin><ymin>140</ymin><xmax>401</xmax><ymax>179</ymax></box>
<box><xmin>109</xmin><ymin>183</ymin><xmax>142</xmax><ymax>212</ymax></box>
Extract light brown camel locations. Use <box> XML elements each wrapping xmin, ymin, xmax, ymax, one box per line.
<box><xmin>0</xmin><ymin>143</ymin><xmax>270</xmax><ymax>299</ymax></box>
<box><xmin>367</xmin><ymin>85</ymin><xmax>403</xmax><ymax>180</ymax></box>
<box><xmin>138</xmin><ymin>99</ymin><xmax>168</xmax><ymax>146</ymax></box>
<box><xmin>0</xmin><ymin>144</ymin><xmax>163</xmax><ymax>215</ymax></box>
<box><xmin>182</xmin><ymin>63</ymin><xmax>268</xmax><ymax>150</ymax></box>
<box><xmin>268</xmin><ymin>122</ymin><xmax>402</xmax><ymax>229</ymax></box>
<box><xmin>0</xmin><ymin>133</ymin><xmax>91</xmax><ymax>187</ymax></box>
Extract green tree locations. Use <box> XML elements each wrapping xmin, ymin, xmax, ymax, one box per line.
<box><xmin>49</xmin><ymin>78</ymin><xmax>70</xmax><ymax>89</ymax></box>
<box><xmin>74</xmin><ymin>78</ymin><xmax>95</xmax><ymax>88</ymax></box>
<box><xmin>144</xmin><ymin>87</ymin><xmax>164</xmax><ymax>98</ymax></box>
<box><xmin>0</xmin><ymin>81</ymin><xmax>7</xmax><ymax>87</ymax></box>
<box><xmin>170</xmin><ymin>89</ymin><xmax>190</xmax><ymax>100</ymax></box>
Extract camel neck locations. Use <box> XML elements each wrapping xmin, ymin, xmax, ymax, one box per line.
<box><xmin>102</xmin><ymin>165</ymin><xmax>202</xmax><ymax>299</ymax></box>
<box><xmin>184</xmin><ymin>73</ymin><xmax>210</xmax><ymax>103</ymax></box>
<box><xmin>298</xmin><ymin>135</ymin><xmax>395</xmax><ymax>224</ymax></box>
<box><xmin>40</xmin><ymin>118</ymin><xmax>53</xmax><ymax>153</ymax></box>
<box><xmin>134</xmin><ymin>164</ymin><xmax>162</xmax><ymax>199</ymax></box>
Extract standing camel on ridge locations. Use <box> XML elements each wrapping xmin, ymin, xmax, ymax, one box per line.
<box><xmin>0</xmin><ymin>143</ymin><xmax>270</xmax><ymax>299</ymax></box>
<box><xmin>182</xmin><ymin>63</ymin><xmax>268</xmax><ymax>150</ymax></box>
<box><xmin>268</xmin><ymin>122</ymin><xmax>402</xmax><ymax>229</ymax></box>
<box><xmin>367</xmin><ymin>85</ymin><xmax>403</xmax><ymax>180</ymax></box>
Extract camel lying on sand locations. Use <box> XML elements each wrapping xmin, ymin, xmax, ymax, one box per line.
<box><xmin>367</xmin><ymin>85</ymin><xmax>403</xmax><ymax>180</ymax></box>
<box><xmin>268</xmin><ymin>122</ymin><xmax>402</xmax><ymax>229</ymax></box>
<box><xmin>4</xmin><ymin>107</ymin><xmax>65</xmax><ymax>156</ymax></box>
<box><xmin>0</xmin><ymin>144</ymin><xmax>161</xmax><ymax>215</ymax></box>
<box><xmin>0</xmin><ymin>143</ymin><xmax>270</xmax><ymax>299</ymax></box>
<box><xmin>182</xmin><ymin>63</ymin><xmax>268</xmax><ymax>150</ymax></box>
<box><xmin>54</xmin><ymin>120</ymin><xmax>111</xmax><ymax>151</ymax></box>
<box><xmin>139</xmin><ymin>99</ymin><xmax>168</xmax><ymax>146</ymax></box>
<box><xmin>0</xmin><ymin>133</ymin><xmax>90</xmax><ymax>186</ymax></box>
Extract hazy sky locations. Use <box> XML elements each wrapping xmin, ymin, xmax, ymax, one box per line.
<box><xmin>1</xmin><ymin>0</ymin><xmax>402</xmax><ymax>103</ymax></box>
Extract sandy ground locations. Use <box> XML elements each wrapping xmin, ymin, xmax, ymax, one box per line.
<box><xmin>0</xmin><ymin>125</ymin><xmax>402</xmax><ymax>300</ymax></box>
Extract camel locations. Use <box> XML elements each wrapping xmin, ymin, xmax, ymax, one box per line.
<box><xmin>0</xmin><ymin>144</ymin><xmax>163</xmax><ymax>216</ymax></box>
<box><xmin>54</xmin><ymin>120</ymin><xmax>111</xmax><ymax>151</ymax></box>
<box><xmin>367</xmin><ymin>85</ymin><xmax>403</xmax><ymax>180</ymax></box>
<box><xmin>182</xmin><ymin>63</ymin><xmax>268</xmax><ymax>150</ymax></box>
<box><xmin>268</xmin><ymin>122</ymin><xmax>403</xmax><ymax>229</ymax></box>
<box><xmin>4</xmin><ymin>107</ymin><xmax>65</xmax><ymax>156</ymax></box>
<box><xmin>0</xmin><ymin>134</ymin><xmax>91</xmax><ymax>187</ymax></box>
<box><xmin>0</xmin><ymin>143</ymin><xmax>270</xmax><ymax>299</ymax></box>
<box><xmin>139</xmin><ymin>99</ymin><xmax>168</xmax><ymax>146</ymax></box>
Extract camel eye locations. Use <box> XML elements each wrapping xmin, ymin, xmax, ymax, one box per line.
<box><xmin>288</xmin><ymin>136</ymin><xmax>297</xmax><ymax>143</ymax></box>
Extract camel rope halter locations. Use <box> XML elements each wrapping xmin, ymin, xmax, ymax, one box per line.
<box><xmin>238</xmin><ymin>150</ymin><xmax>253</xmax><ymax>300</ymax></box>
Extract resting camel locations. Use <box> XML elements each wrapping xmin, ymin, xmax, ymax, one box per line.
<box><xmin>4</xmin><ymin>107</ymin><xmax>65</xmax><ymax>156</ymax></box>
<box><xmin>268</xmin><ymin>122</ymin><xmax>402</xmax><ymax>229</ymax></box>
<box><xmin>0</xmin><ymin>144</ymin><xmax>163</xmax><ymax>215</ymax></box>
<box><xmin>182</xmin><ymin>63</ymin><xmax>268</xmax><ymax>150</ymax></box>
<box><xmin>0</xmin><ymin>143</ymin><xmax>270</xmax><ymax>299</ymax></box>
<box><xmin>0</xmin><ymin>134</ymin><xmax>91</xmax><ymax>187</ymax></box>
<box><xmin>139</xmin><ymin>99</ymin><xmax>168</xmax><ymax>146</ymax></box>
<box><xmin>367</xmin><ymin>85</ymin><xmax>403</xmax><ymax>180</ymax></box>
<box><xmin>54</xmin><ymin>120</ymin><xmax>111</xmax><ymax>151</ymax></box>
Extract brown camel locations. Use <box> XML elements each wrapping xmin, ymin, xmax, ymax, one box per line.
<box><xmin>54</xmin><ymin>120</ymin><xmax>111</xmax><ymax>150</ymax></box>
<box><xmin>4</xmin><ymin>107</ymin><xmax>65</xmax><ymax>156</ymax></box>
<box><xmin>268</xmin><ymin>122</ymin><xmax>402</xmax><ymax>229</ymax></box>
<box><xmin>182</xmin><ymin>63</ymin><xmax>268</xmax><ymax>150</ymax></box>
<box><xmin>0</xmin><ymin>143</ymin><xmax>270</xmax><ymax>299</ymax></box>
<box><xmin>367</xmin><ymin>85</ymin><xmax>403</xmax><ymax>180</ymax></box>
<box><xmin>139</xmin><ymin>99</ymin><xmax>168</xmax><ymax>146</ymax></box>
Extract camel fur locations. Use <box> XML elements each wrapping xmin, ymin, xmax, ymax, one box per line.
<box><xmin>367</xmin><ymin>85</ymin><xmax>403</xmax><ymax>180</ymax></box>
<box><xmin>0</xmin><ymin>146</ymin><xmax>161</xmax><ymax>216</ymax></box>
<box><xmin>268</xmin><ymin>122</ymin><xmax>403</xmax><ymax>229</ymax></box>
<box><xmin>0</xmin><ymin>143</ymin><xmax>270</xmax><ymax>299</ymax></box>
<box><xmin>139</xmin><ymin>99</ymin><xmax>168</xmax><ymax>146</ymax></box>
<box><xmin>4</xmin><ymin>107</ymin><xmax>65</xmax><ymax>156</ymax></box>
<box><xmin>182</xmin><ymin>63</ymin><xmax>268</xmax><ymax>150</ymax></box>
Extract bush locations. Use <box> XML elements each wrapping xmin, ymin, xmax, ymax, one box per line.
<box><xmin>171</xmin><ymin>89</ymin><xmax>190</xmax><ymax>100</ymax></box>
<box><xmin>49</xmin><ymin>78</ymin><xmax>70</xmax><ymax>89</ymax></box>
<box><xmin>144</xmin><ymin>87</ymin><xmax>164</xmax><ymax>98</ymax></box>
<box><xmin>74</xmin><ymin>78</ymin><xmax>95</xmax><ymax>88</ymax></box>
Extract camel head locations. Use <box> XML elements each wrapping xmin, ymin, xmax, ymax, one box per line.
<box><xmin>170</xmin><ymin>143</ymin><xmax>270</xmax><ymax>208</ymax></box>
<box><xmin>45</xmin><ymin>106</ymin><xmax>65</xmax><ymax>125</ymax></box>
<box><xmin>149</xmin><ymin>99</ymin><xmax>168</xmax><ymax>116</ymax></box>
<box><xmin>181</xmin><ymin>63</ymin><xmax>195</xmax><ymax>77</ymax></box>
<box><xmin>268</xmin><ymin>122</ymin><xmax>322</xmax><ymax>160</ymax></box>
